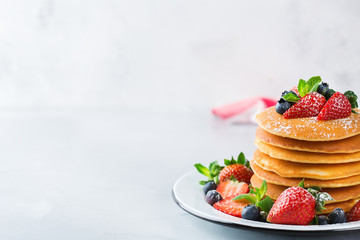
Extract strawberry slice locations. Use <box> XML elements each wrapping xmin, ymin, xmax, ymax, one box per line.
<box><xmin>213</xmin><ymin>198</ymin><xmax>250</xmax><ymax>218</ymax></box>
<box><xmin>317</xmin><ymin>92</ymin><xmax>352</xmax><ymax>120</ymax></box>
<box><xmin>216</xmin><ymin>180</ymin><xmax>249</xmax><ymax>199</ymax></box>
<box><xmin>283</xmin><ymin>92</ymin><xmax>326</xmax><ymax>119</ymax></box>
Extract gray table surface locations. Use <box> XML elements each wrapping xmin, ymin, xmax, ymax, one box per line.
<box><xmin>0</xmin><ymin>108</ymin><xmax>359</xmax><ymax>239</ymax></box>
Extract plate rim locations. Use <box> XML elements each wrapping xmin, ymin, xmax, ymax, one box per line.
<box><xmin>172</xmin><ymin>170</ymin><xmax>360</xmax><ymax>232</ymax></box>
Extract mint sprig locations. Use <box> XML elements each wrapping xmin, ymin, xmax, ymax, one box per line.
<box><xmin>194</xmin><ymin>161</ymin><xmax>224</xmax><ymax>185</ymax></box>
<box><xmin>282</xmin><ymin>92</ymin><xmax>300</xmax><ymax>102</ymax></box>
<box><xmin>232</xmin><ymin>180</ymin><xmax>274</xmax><ymax>213</ymax></box>
<box><xmin>298</xmin><ymin>76</ymin><xmax>322</xmax><ymax>97</ymax></box>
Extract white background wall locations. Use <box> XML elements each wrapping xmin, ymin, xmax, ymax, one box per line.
<box><xmin>0</xmin><ymin>0</ymin><xmax>359</xmax><ymax>112</ymax></box>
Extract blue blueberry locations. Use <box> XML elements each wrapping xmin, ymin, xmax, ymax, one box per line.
<box><xmin>205</xmin><ymin>190</ymin><xmax>222</xmax><ymax>205</ymax></box>
<box><xmin>325</xmin><ymin>88</ymin><xmax>336</xmax><ymax>100</ymax></box>
<box><xmin>275</xmin><ymin>99</ymin><xmax>293</xmax><ymax>115</ymax></box>
<box><xmin>259</xmin><ymin>211</ymin><xmax>268</xmax><ymax>222</ymax></box>
<box><xmin>328</xmin><ymin>208</ymin><xmax>346</xmax><ymax>224</ymax></box>
<box><xmin>241</xmin><ymin>205</ymin><xmax>260</xmax><ymax>221</ymax></box>
<box><xmin>317</xmin><ymin>215</ymin><xmax>329</xmax><ymax>225</ymax></box>
<box><xmin>203</xmin><ymin>181</ymin><xmax>217</xmax><ymax>194</ymax></box>
<box><xmin>317</xmin><ymin>82</ymin><xmax>329</xmax><ymax>96</ymax></box>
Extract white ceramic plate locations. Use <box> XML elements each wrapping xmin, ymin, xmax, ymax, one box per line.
<box><xmin>172</xmin><ymin>170</ymin><xmax>360</xmax><ymax>232</ymax></box>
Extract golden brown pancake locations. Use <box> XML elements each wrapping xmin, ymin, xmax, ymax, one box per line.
<box><xmin>251</xmin><ymin>160</ymin><xmax>360</xmax><ymax>188</ymax></box>
<box><xmin>253</xmin><ymin>149</ymin><xmax>360</xmax><ymax>180</ymax></box>
<box><xmin>251</xmin><ymin>174</ymin><xmax>360</xmax><ymax>203</ymax></box>
<box><xmin>255</xmin><ymin>107</ymin><xmax>360</xmax><ymax>141</ymax></box>
<box><xmin>255</xmin><ymin>127</ymin><xmax>360</xmax><ymax>153</ymax></box>
<box><xmin>255</xmin><ymin>140</ymin><xmax>360</xmax><ymax>164</ymax></box>
<box><xmin>322</xmin><ymin>198</ymin><xmax>360</xmax><ymax>214</ymax></box>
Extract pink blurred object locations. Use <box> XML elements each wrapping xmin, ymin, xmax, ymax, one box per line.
<box><xmin>212</xmin><ymin>97</ymin><xmax>277</xmax><ymax>123</ymax></box>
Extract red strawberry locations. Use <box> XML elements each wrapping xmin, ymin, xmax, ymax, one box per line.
<box><xmin>317</xmin><ymin>92</ymin><xmax>352</xmax><ymax>120</ymax></box>
<box><xmin>347</xmin><ymin>200</ymin><xmax>360</xmax><ymax>222</ymax></box>
<box><xmin>283</xmin><ymin>92</ymin><xmax>326</xmax><ymax>119</ymax></box>
<box><xmin>216</xmin><ymin>180</ymin><xmax>249</xmax><ymax>199</ymax></box>
<box><xmin>267</xmin><ymin>186</ymin><xmax>316</xmax><ymax>225</ymax></box>
<box><xmin>219</xmin><ymin>164</ymin><xmax>253</xmax><ymax>184</ymax></box>
<box><xmin>213</xmin><ymin>198</ymin><xmax>250</xmax><ymax>217</ymax></box>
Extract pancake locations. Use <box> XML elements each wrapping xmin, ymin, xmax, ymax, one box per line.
<box><xmin>255</xmin><ymin>127</ymin><xmax>360</xmax><ymax>153</ymax></box>
<box><xmin>255</xmin><ymin>140</ymin><xmax>360</xmax><ymax>164</ymax></box>
<box><xmin>250</xmin><ymin>160</ymin><xmax>360</xmax><ymax>188</ymax></box>
<box><xmin>250</xmin><ymin>174</ymin><xmax>360</xmax><ymax>203</ymax></box>
<box><xmin>322</xmin><ymin>198</ymin><xmax>360</xmax><ymax>214</ymax></box>
<box><xmin>253</xmin><ymin>149</ymin><xmax>360</xmax><ymax>180</ymax></box>
<box><xmin>255</xmin><ymin>107</ymin><xmax>360</xmax><ymax>141</ymax></box>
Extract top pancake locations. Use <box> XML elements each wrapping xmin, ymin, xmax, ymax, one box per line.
<box><xmin>255</xmin><ymin>106</ymin><xmax>360</xmax><ymax>141</ymax></box>
<box><xmin>255</xmin><ymin>127</ymin><xmax>360</xmax><ymax>153</ymax></box>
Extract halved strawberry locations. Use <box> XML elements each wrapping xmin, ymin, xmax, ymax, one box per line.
<box><xmin>317</xmin><ymin>92</ymin><xmax>352</xmax><ymax>120</ymax></box>
<box><xmin>347</xmin><ymin>200</ymin><xmax>360</xmax><ymax>222</ymax></box>
<box><xmin>219</xmin><ymin>164</ymin><xmax>253</xmax><ymax>184</ymax></box>
<box><xmin>216</xmin><ymin>180</ymin><xmax>249</xmax><ymax>199</ymax></box>
<box><xmin>283</xmin><ymin>92</ymin><xmax>326</xmax><ymax>119</ymax></box>
<box><xmin>213</xmin><ymin>198</ymin><xmax>250</xmax><ymax>217</ymax></box>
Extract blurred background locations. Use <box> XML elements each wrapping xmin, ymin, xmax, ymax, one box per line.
<box><xmin>0</xmin><ymin>0</ymin><xmax>360</xmax><ymax>239</ymax></box>
<box><xmin>0</xmin><ymin>0</ymin><xmax>359</xmax><ymax>112</ymax></box>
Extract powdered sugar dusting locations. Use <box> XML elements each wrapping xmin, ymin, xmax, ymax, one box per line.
<box><xmin>256</xmin><ymin>107</ymin><xmax>360</xmax><ymax>141</ymax></box>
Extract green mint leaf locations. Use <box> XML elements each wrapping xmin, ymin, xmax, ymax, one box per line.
<box><xmin>297</xmin><ymin>76</ymin><xmax>321</xmax><ymax>97</ymax></box>
<box><xmin>256</xmin><ymin>196</ymin><xmax>274</xmax><ymax>213</ymax></box>
<box><xmin>194</xmin><ymin>164</ymin><xmax>210</xmax><ymax>178</ymax></box>
<box><xmin>307</xmin><ymin>76</ymin><xmax>322</xmax><ymax>93</ymax></box>
<box><xmin>232</xmin><ymin>193</ymin><xmax>257</xmax><ymax>204</ymax></box>
<box><xmin>258</xmin><ymin>180</ymin><xmax>268</xmax><ymax>199</ymax></box>
<box><xmin>298</xmin><ymin>79</ymin><xmax>307</xmax><ymax>97</ymax></box>
<box><xmin>298</xmin><ymin>179</ymin><xmax>305</xmax><ymax>188</ymax></box>
<box><xmin>283</xmin><ymin>92</ymin><xmax>300</xmax><ymax>102</ymax></box>
<box><xmin>214</xmin><ymin>175</ymin><xmax>220</xmax><ymax>184</ymax></box>
<box><xmin>237</xmin><ymin>152</ymin><xmax>246</xmax><ymax>165</ymax></box>
<box><xmin>352</xmin><ymin>109</ymin><xmax>359</xmax><ymax>114</ymax></box>
<box><xmin>249</xmin><ymin>189</ymin><xmax>256</xmax><ymax>195</ymax></box>
<box><xmin>209</xmin><ymin>161</ymin><xmax>222</xmax><ymax>178</ymax></box>
<box><xmin>199</xmin><ymin>180</ymin><xmax>209</xmax><ymax>185</ymax></box>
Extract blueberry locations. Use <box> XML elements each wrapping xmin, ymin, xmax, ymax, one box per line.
<box><xmin>205</xmin><ymin>190</ymin><xmax>222</xmax><ymax>205</ymax></box>
<box><xmin>317</xmin><ymin>215</ymin><xmax>329</xmax><ymax>225</ymax></box>
<box><xmin>325</xmin><ymin>89</ymin><xmax>336</xmax><ymax>100</ymax></box>
<box><xmin>259</xmin><ymin>211</ymin><xmax>268</xmax><ymax>222</ymax></box>
<box><xmin>203</xmin><ymin>181</ymin><xmax>217</xmax><ymax>194</ymax></box>
<box><xmin>275</xmin><ymin>99</ymin><xmax>293</xmax><ymax>115</ymax></box>
<box><xmin>328</xmin><ymin>208</ymin><xmax>346</xmax><ymax>224</ymax></box>
<box><xmin>317</xmin><ymin>82</ymin><xmax>329</xmax><ymax>96</ymax></box>
<box><xmin>241</xmin><ymin>205</ymin><xmax>260</xmax><ymax>221</ymax></box>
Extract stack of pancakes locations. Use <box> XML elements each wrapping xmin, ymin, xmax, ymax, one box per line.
<box><xmin>251</xmin><ymin>106</ymin><xmax>360</xmax><ymax>214</ymax></box>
